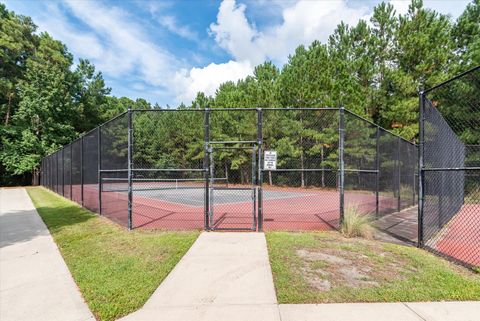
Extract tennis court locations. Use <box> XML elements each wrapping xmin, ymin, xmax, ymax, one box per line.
<box><xmin>41</xmin><ymin>107</ymin><xmax>418</xmax><ymax>235</ymax></box>
<box><xmin>90</xmin><ymin>178</ymin><xmax>401</xmax><ymax>231</ymax></box>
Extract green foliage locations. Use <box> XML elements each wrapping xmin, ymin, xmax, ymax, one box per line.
<box><xmin>1</xmin><ymin>0</ymin><xmax>479</xmax><ymax>185</ymax></box>
<box><xmin>452</xmin><ymin>0</ymin><xmax>480</xmax><ymax>67</ymax></box>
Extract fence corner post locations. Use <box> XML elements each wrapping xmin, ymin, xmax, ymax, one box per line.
<box><xmin>204</xmin><ymin>108</ymin><xmax>210</xmax><ymax>231</ymax></box>
<box><xmin>338</xmin><ymin>106</ymin><xmax>345</xmax><ymax>227</ymax></box>
<box><xmin>397</xmin><ymin>136</ymin><xmax>401</xmax><ymax>212</ymax></box>
<box><xmin>81</xmin><ymin>136</ymin><xmax>84</xmax><ymax>206</ymax></box>
<box><xmin>127</xmin><ymin>106</ymin><xmax>133</xmax><ymax>230</ymax></box>
<box><xmin>257</xmin><ymin>108</ymin><xmax>263</xmax><ymax>232</ymax></box>
<box><xmin>375</xmin><ymin>126</ymin><xmax>380</xmax><ymax>218</ymax></box>
<box><xmin>70</xmin><ymin>144</ymin><xmax>73</xmax><ymax>200</ymax></box>
<box><xmin>62</xmin><ymin>148</ymin><xmax>65</xmax><ymax>196</ymax></box>
<box><xmin>418</xmin><ymin>89</ymin><xmax>425</xmax><ymax>248</ymax></box>
<box><xmin>98</xmin><ymin>125</ymin><xmax>102</xmax><ymax>215</ymax></box>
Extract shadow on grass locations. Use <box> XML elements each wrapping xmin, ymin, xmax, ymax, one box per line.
<box><xmin>35</xmin><ymin>203</ymin><xmax>96</xmax><ymax>233</ymax></box>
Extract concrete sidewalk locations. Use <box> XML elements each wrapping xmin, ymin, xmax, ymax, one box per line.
<box><xmin>119</xmin><ymin>232</ymin><xmax>280</xmax><ymax>321</ymax></box>
<box><xmin>119</xmin><ymin>231</ymin><xmax>480</xmax><ymax>321</ymax></box>
<box><xmin>0</xmin><ymin>188</ymin><xmax>94</xmax><ymax>321</ymax></box>
<box><xmin>280</xmin><ymin>301</ymin><xmax>480</xmax><ymax>321</ymax></box>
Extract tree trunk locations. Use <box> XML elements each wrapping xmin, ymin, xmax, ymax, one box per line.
<box><xmin>321</xmin><ymin>145</ymin><xmax>325</xmax><ymax>187</ymax></box>
<box><xmin>5</xmin><ymin>92</ymin><xmax>13</xmax><ymax>126</ymax></box>
<box><xmin>32</xmin><ymin>168</ymin><xmax>39</xmax><ymax>186</ymax></box>
<box><xmin>224</xmin><ymin>162</ymin><xmax>229</xmax><ymax>186</ymax></box>
<box><xmin>300</xmin><ymin>145</ymin><xmax>305</xmax><ymax>188</ymax></box>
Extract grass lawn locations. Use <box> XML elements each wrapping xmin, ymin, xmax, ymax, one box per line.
<box><xmin>266</xmin><ymin>231</ymin><xmax>480</xmax><ymax>303</ymax></box>
<box><xmin>27</xmin><ymin>187</ymin><xmax>199</xmax><ymax>321</ymax></box>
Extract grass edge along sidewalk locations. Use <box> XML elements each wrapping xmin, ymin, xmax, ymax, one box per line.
<box><xmin>27</xmin><ymin>187</ymin><xmax>199</xmax><ymax>321</ymax></box>
<box><xmin>266</xmin><ymin>231</ymin><xmax>480</xmax><ymax>304</ymax></box>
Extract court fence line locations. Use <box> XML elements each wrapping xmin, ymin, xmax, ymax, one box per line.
<box><xmin>419</xmin><ymin>65</ymin><xmax>480</xmax><ymax>269</ymax></box>
<box><xmin>40</xmin><ymin>106</ymin><xmax>418</xmax><ymax>234</ymax></box>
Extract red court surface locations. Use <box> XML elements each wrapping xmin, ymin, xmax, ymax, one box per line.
<box><xmin>428</xmin><ymin>204</ymin><xmax>480</xmax><ymax>266</ymax></box>
<box><xmin>81</xmin><ymin>184</ymin><xmax>399</xmax><ymax>231</ymax></box>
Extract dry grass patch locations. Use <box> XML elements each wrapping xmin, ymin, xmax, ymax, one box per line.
<box><xmin>266</xmin><ymin>231</ymin><xmax>480</xmax><ymax>303</ymax></box>
<box><xmin>296</xmin><ymin>239</ymin><xmax>413</xmax><ymax>292</ymax></box>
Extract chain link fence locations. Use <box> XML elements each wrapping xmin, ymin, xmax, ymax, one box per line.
<box><xmin>262</xmin><ymin>108</ymin><xmax>340</xmax><ymax>230</ymax></box>
<box><xmin>40</xmin><ymin>107</ymin><xmax>417</xmax><ymax>241</ymax></box>
<box><xmin>420</xmin><ymin>66</ymin><xmax>480</xmax><ymax>268</ymax></box>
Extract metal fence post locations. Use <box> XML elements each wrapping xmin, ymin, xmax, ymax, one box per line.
<box><xmin>81</xmin><ymin>136</ymin><xmax>84</xmax><ymax>206</ymax></box>
<box><xmin>339</xmin><ymin>107</ymin><xmax>345</xmax><ymax>226</ymax></box>
<box><xmin>127</xmin><ymin>106</ymin><xmax>133</xmax><ymax>230</ymax></box>
<box><xmin>375</xmin><ymin>126</ymin><xmax>380</xmax><ymax>218</ymax></box>
<box><xmin>418</xmin><ymin>90</ymin><xmax>425</xmax><ymax>247</ymax></box>
<box><xmin>70</xmin><ymin>144</ymin><xmax>73</xmax><ymax>200</ymax></box>
<box><xmin>62</xmin><ymin>148</ymin><xmax>65</xmax><ymax>196</ymax></box>
<box><xmin>257</xmin><ymin>108</ymin><xmax>263</xmax><ymax>232</ymax></box>
<box><xmin>397</xmin><ymin>136</ymin><xmax>401</xmax><ymax>212</ymax></box>
<box><xmin>204</xmin><ymin>108</ymin><xmax>210</xmax><ymax>231</ymax></box>
<box><xmin>98</xmin><ymin>126</ymin><xmax>102</xmax><ymax>215</ymax></box>
<box><xmin>412</xmin><ymin>145</ymin><xmax>416</xmax><ymax>206</ymax></box>
<box><xmin>56</xmin><ymin>154</ymin><xmax>58</xmax><ymax>193</ymax></box>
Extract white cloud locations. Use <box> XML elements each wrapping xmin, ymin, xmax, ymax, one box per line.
<box><xmin>210</xmin><ymin>0</ymin><xmax>370</xmax><ymax>65</ymax></box>
<box><xmin>389</xmin><ymin>0</ymin><xmax>411</xmax><ymax>16</ymax></box>
<box><xmin>64</xmin><ymin>0</ymin><xmax>180</xmax><ymax>88</ymax></box>
<box><xmin>390</xmin><ymin>0</ymin><xmax>472</xmax><ymax>18</ymax></box>
<box><xmin>210</xmin><ymin>1</ymin><xmax>264</xmax><ymax>65</ymax></box>
<box><xmin>158</xmin><ymin>15</ymin><xmax>198</xmax><ymax>41</ymax></box>
<box><xmin>174</xmin><ymin>60</ymin><xmax>253</xmax><ymax>103</ymax></box>
<box><xmin>34</xmin><ymin>4</ymin><xmax>104</xmax><ymax>62</ymax></box>
<box><xmin>40</xmin><ymin>1</ymin><xmax>249</xmax><ymax>106</ymax></box>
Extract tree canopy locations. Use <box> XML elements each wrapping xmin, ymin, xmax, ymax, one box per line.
<box><xmin>1</xmin><ymin>0</ymin><xmax>479</xmax><ymax>185</ymax></box>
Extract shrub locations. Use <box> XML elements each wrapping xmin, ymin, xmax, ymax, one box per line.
<box><xmin>341</xmin><ymin>205</ymin><xmax>373</xmax><ymax>239</ymax></box>
<box><xmin>400</xmin><ymin>184</ymin><xmax>414</xmax><ymax>203</ymax></box>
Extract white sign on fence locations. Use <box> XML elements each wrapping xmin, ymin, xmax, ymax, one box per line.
<box><xmin>264</xmin><ymin>150</ymin><xmax>277</xmax><ymax>170</ymax></box>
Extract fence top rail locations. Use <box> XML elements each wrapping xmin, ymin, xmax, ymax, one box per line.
<box><xmin>422</xmin><ymin>167</ymin><xmax>480</xmax><ymax>171</ymax></box>
<box><xmin>344</xmin><ymin>109</ymin><xmax>417</xmax><ymax>147</ymax></box>
<box><xmin>94</xmin><ymin>110</ymin><xmax>128</xmax><ymax>129</ymax></box>
<box><xmin>263</xmin><ymin>168</ymin><xmax>336</xmax><ymax>172</ymax></box>
<box><xmin>423</xmin><ymin>65</ymin><xmax>480</xmax><ymax>94</ymax></box>
<box><xmin>131</xmin><ymin>107</ymin><xmax>339</xmax><ymax>112</ymax></box>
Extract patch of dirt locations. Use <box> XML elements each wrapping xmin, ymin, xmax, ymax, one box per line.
<box><xmin>297</xmin><ymin>250</ymin><xmax>351</xmax><ymax>265</ymax></box>
<box><xmin>295</xmin><ymin>238</ymin><xmax>412</xmax><ymax>291</ymax></box>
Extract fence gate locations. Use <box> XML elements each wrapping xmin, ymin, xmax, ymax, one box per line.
<box><xmin>206</xmin><ymin>141</ymin><xmax>258</xmax><ymax>231</ymax></box>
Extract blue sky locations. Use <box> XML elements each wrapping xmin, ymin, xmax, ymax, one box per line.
<box><xmin>3</xmin><ymin>0</ymin><xmax>472</xmax><ymax>106</ymax></box>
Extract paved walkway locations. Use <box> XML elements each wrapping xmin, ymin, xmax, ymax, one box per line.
<box><xmin>280</xmin><ymin>302</ymin><xmax>480</xmax><ymax>321</ymax></box>
<box><xmin>0</xmin><ymin>188</ymin><xmax>94</xmax><ymax>321</ymax></box>
<box><xmin>119</xmin><ymin>232</ymin><xmax>280</xmax><ymax>321</ymax></box>
<box><xmin>375</xmin><ymin>206</ymin><xmax>418</xmax><ymax>245</ymax></box>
